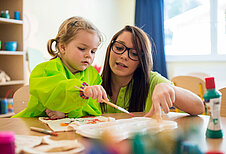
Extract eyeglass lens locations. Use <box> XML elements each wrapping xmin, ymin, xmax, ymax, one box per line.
<box><xmin>112</xmin><ymin>41</ymin><xmax>138</xmax><ymax>61</ymax></box>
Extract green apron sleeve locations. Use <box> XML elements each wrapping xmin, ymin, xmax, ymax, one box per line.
<box><xmin>30</xmin><ymin>76</ymin><xmax>87</xmax><ymax>112</ymax></box>
<box><xmin>12</xmin><ymin>58</ymin><xmax>103</xmax><ymax>118</ymax></box>
<box><xmin>29</xmin><ymin>59</ymin><xmax>101</xmax><ymax>114</ymax></box>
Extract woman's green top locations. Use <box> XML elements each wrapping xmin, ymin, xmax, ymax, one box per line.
<box><xmin>12</xmin><ymin>57</ymin><xmax>102</xmax><ymax>118</ymax></box>
<box><xmin>105</xmin><ymin>72</ymin><xmax>172</xmax><ymax>113</ymax></box>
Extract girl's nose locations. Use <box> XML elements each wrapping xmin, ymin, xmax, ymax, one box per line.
<box><xmin>85</xmin><ymin>51</ymin><xmax>92</xmax><ymax>58</ymax></box>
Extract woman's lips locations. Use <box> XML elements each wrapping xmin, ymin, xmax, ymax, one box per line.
<box><xmin>116</xmin><ymin>62</ymin><xmax>128</xmax><ymax>68</ymax></box>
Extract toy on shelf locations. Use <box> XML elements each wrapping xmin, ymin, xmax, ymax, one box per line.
<box><xmin>0</xmin><ymin>10</ymin><xmax>10</xmax><ymax>18</ymax></box>
<box><xmin>0</xmin><ymin>70</ymin><xmax>11</xmax><ymax>83</ymax></box>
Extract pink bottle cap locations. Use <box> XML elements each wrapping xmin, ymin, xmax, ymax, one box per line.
<box><xmin>205</xmin><ymin>77</ymin><xmax>215</xmax><ymax>89</ymax></box>
<box><xmin>206</xmin><ymin>151</ymin><xmax>224</xmax><ymax>154</ymax></box>
<box><xmin>0</xmin><ymin>131</ymin><xmax>15</xmax><ymax>143</ymax></box>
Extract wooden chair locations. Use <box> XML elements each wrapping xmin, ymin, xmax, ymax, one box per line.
<box><xmin>13</xmin><ymin>85</ymin><xmax>30</xmax><ymax>114</ymax></box>
<box><xmin>187</xmin><ymin>72</ymin><xmax>209</xmax><ymax>80</ymax></box>
<box><xmin>219</xmin><ymin>87</ymin><xmax>226</xmax><ymax>117</ymax></box>
<box><xmin>171</xmin><ymin>75</ymin><xmax>207</xmax><ymax>114</ymax></box>
<box><xmin>171</xmin><ymin>75</ymin><xmax>206</xmax><ymax>99</ymax></box>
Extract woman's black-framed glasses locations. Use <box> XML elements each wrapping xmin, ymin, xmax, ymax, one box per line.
<box><xmin>111</xmin><ymin>40</ymin><xmax>138</xmax><ymax>61</ymax></box>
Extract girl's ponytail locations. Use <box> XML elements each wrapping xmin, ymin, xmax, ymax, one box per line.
<box><xmin>47</xmin><ymin>39</ymin><xmax>58</xmax><ymax>58</ymax></box>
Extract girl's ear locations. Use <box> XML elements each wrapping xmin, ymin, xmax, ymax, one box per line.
<box><xmin>59</xmin><ymin>43</ymin><xmax>66</xmax><ymax>54</ymax></box>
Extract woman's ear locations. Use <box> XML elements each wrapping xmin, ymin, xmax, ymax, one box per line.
<box><xmin>59</xmin><ymin>43</ymin><xmax>66</xmax><ymax>54</ymax></box>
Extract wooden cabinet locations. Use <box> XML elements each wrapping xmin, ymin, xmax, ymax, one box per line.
<box><xmin>0</xmin><ymin>0</ymin><xmax>25</xmax><ymax>99</ymax></box>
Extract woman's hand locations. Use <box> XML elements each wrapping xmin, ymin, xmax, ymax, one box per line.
<box><xmin>45</xmin><ymin>108</ymin><xmax>65</xmax><ymax>119</ymax></box>
<box><xmin>83</xmin><ymin>85</ymin><xmax>109</xmax><ymax>103</ymax></box>
<box><xmin>145</xmin><ymin>83</ymin><xmax>175</xmax><ymax>120</ymax></box>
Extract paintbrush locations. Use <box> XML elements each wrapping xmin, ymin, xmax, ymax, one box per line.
<box><xmin>74</xmin><ymin>85</ymin><xmax>134</xmax><ymax>117</ymax></box>
<box><xmin>30</xmin><ymin>127</ymin><xmax>58</xmax><ymax>136</ymax></box>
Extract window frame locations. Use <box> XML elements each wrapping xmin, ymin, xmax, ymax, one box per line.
<box><xmin>165</xmin><ymin>0</ymin><xmax>226</xmax><ymax>62</ymax></box>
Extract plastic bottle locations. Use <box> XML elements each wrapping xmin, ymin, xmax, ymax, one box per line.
<box><xmin>7</xmin><ymin>98</ymin><xmax>13</xmax><ymax>113</ymax></box>
<box><xmin>0</xmin><ymin>131</ymin><xmax>15</xmax><ymax>154</ymax></box>
<box><xmin>0</xmin><ymin>99</ymin><xmax>8</xmax><ymax>114</ymax></box>
<box><xmin>203</xmin><ymin>77</ymin><xmax>223</xmax><ymax>138</ymax></box>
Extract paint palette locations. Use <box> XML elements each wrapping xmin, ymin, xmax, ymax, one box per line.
<box><xmin>76</xmin><ymin>117</ymin><xmax>177</xmax><ymax>141</ymax></box>
<box><xmin>39</xmin><ymin>116</ymin><xmax>115</xmax><ymax>132</ymax></box>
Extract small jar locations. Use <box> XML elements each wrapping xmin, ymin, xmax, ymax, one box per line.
<box><xmin>14</xmin><ymin>11</ymin><xmax>20</xmax><ymax>20</ymax></box>
<box><xmin>0</xmin><ymin>132</ymin><xmax>15</xmax><ymax>154</ymax></box>
<box><xmin>0</xmin><ymin>11</ymin><xmax>4</xmax><ymax>18</ymax></box>
<box><xmin>5</xmin><ymin>10</ymin><xmax>10</xmax><ymax>19</ymax></box>
<box><xmin>7</xmin><ymin>98</ymin><xmax>13</xmax><ymax>113</ymax></box>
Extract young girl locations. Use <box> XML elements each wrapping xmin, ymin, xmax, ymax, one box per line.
<box><xmin>101</xmin><ymin>25</ymin><xmax>204</xmax><ymax>119</ymax></box>
<box><xmin>12</xmin><ymin>16</ymin><xmax>108</xmax><ymax>119</ymax></box>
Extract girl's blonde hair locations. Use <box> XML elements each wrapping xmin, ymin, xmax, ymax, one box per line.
<box><xmin>47</xmin><ymin>16</ymin><xmax>102</xmax><ymax>58</ymax></box>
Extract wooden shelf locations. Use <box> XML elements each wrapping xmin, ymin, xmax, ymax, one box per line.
<box><xmin>0</xmin><ymin>80</ymin><xmax>25</xmax><ymax>86</ymax></box>
<box><xmin>0</xmin><ymin>51</ymin><xmax>25</xmax><ymax>55</ymax></box>
<box><xmin>0</xmin><ymin>17</ymin><xmax>23</xmax><ymax>24</ymax></box>
<box><xmin>0</xmin><ymin>0</ymin><xmax>25</xmax><ymax>98</ymax></box>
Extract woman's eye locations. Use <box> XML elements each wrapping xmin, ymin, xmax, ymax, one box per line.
<box><xmin>116</xmin><ymin>46</ymin><xmax>124</xmax><ymax>51</ymax></box>
<box><xmin>131</xmin><ymin>50</ymin><xmax>138</xmax><ymax>57</ymax></box>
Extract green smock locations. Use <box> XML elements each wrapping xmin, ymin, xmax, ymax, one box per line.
<box><xmin>105</xmin><ymin>72</ymin><xmax>172</xmax><ymax>113</ymax></box>
<box><xmin>12</xmin><ymin>57</ymin><xmax>102</xmax><ymax>118</ymax></box>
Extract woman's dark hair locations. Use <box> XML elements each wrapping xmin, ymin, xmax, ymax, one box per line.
<box><xmin>101</xmin><ymin>25</ymin><xmax>153</xmax><ymax>112</ymax></box>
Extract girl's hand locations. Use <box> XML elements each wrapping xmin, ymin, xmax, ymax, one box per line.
<box><xmin>83</xmin><ymin>85</ymin><xmax>109</xmax><ymax>103</ymax></box>
<box><xmin>145</xmin><ymin>83</ymin><xmax>175</xmax><ymax>120</ymax></box>
<box><xmin>45</xmin><ymin>108</ymin><xmax>65</xmax><ymax>119</ymax></box>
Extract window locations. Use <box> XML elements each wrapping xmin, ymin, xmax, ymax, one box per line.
<box><xmin>218</xmin><ymin>0</ymin><xmax>226</xmax><ymax>54</ymax></box>
<box><xmin>164</xmin><ymin>0</ymin><xmax>226</xmax><ymax>61</ymax></box>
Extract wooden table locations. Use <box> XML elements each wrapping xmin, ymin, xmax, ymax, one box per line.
<box><xmin>0</xmin><ymin>112</ymin><xmax>15</xmax><ymax>118</ymax></box>
<box><xmin>0</xmin><ymin>112</ymin><xmax>225</xmax><ymax>153</ymax></box>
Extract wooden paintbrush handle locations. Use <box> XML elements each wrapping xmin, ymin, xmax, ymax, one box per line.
<box><xmin>101</xmin><ymin>99</ymin><xmax>119</xmax><ymax>109</ymax></box>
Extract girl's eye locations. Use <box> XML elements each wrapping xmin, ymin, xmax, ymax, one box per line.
<box><xmin>91</xmin><ymin>50</ymin><xmax>96</xmax><ymax>54</ymax></box>
<box><xmin>78</xmin><ymin>47</ymin><xmax>85</xmax><ymax>51</ymax></box>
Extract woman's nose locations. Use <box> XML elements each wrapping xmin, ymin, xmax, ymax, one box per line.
<box><xmin>120</xmin><ymin>50</ymin><xmax>129</xmax><ymax>60</ymax></box>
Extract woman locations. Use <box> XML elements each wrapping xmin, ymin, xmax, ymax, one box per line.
<box><xmin>101</xmin><ymin>25</ymin><xmax>204</xmax><ymax>119</ymax></box>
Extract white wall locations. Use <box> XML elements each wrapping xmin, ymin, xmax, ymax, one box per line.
<box><xmin>23</xmin><ymin>0</ymin><xmax>226</xmax><ymax>89</ymax></box>
<box><xmin>167</xmin><ymin>61</ymin><xmax>226</xmax><ymax>89</ymax></box>
<box><xmin>23</xmin><ymin>0</ymin><xmax>135</xmax><ymax>67</ymax></box>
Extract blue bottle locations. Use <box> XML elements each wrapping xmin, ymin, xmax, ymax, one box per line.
<box><xmin>0</xmin><ymin>99</ymin><xmax>8</xmax><ymax>114</ymax></box>
<box><xmin>203</xmin><ymin>77</ymin><xmax>223</xmax><ymax>138</ymax></box>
